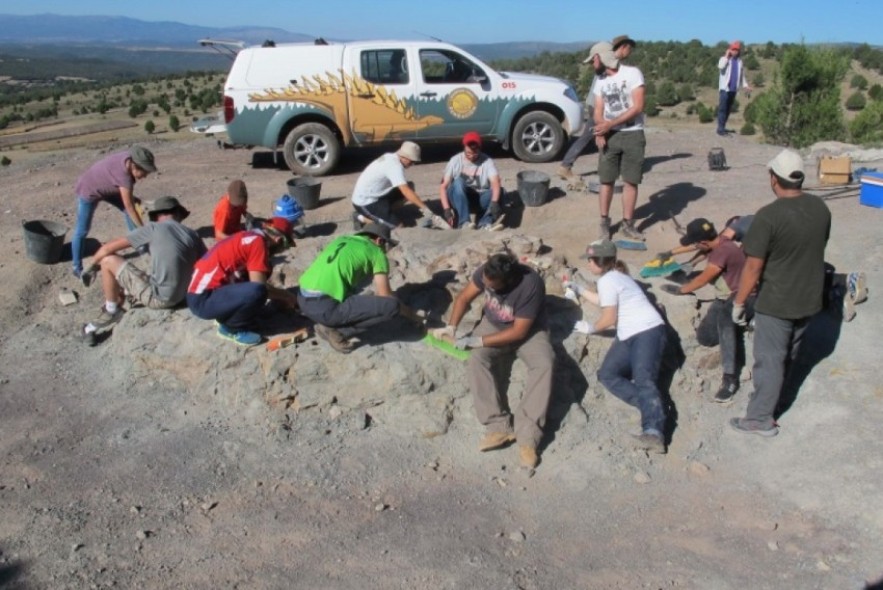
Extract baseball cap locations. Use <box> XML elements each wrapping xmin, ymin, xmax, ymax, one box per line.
<box><xmin>583</xmin><ymin>41</ymin><xmax>612</xmax><ymax>64</ymax></box>
<box><xmin>680</xmin><ymin>218</ymin><xmax>718</xmax><ymax>246</ymax></box>
<box><xmin>129</xmin><ymin>145</ymin><xmax>157</xmax><ymax>173</ymax></box>
<box><xmin>598</xmin><ymin>48</ymin><xmax>620</xmax><ymax>69</ymax></box>
<box><xmin>264</xmin><ymin>216</ymin><xmax>295</xmax><ymax>242</ymax></box>
<box><xmin>612</xmin><ymin>35</ymin><xmax>636</xmax><ymax>50</ymax></box>
<box><xmin>462</xmin><ymin>131</ymin><xmax>482</xmax><ymax>148</ymax></box>
<box><xmin>767</xmin><ymin>149</ymin><xmax>805</xmax><ymax>181</ymax></box>
<box><xmin>729</xmin><ymin>40</ymin><xmax>742</xmax><ymax>51</ymax></box>
<box><xmin>357</xmin><ymin>222</ymin><xmax>398</xmax><ymax>247</ymax></box>
<box><xmin>396</xmin><ymin>141</ymin><xmax>421</xmax><ymax>162</ymax></box>
<box><xmin>148</xmin><ymin>196</ymin><xmax>189</xmax><ymax>221</ymax></box>
<box><xmin>581</xmin><ymin>239</ymin><xmax>617</xmax><ymax>259</ymax></box>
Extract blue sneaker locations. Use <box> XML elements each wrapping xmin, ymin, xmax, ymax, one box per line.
<box><xmin>217</xmin><ymin>323</ymin><xmax>261</xmax><ymax>347</ymax></box>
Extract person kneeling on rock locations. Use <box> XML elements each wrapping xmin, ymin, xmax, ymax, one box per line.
<box><xmin>186</xmin><ymin>217</ymin><xmax>298</xmax><ymax>347</ymax></box>
<box><xmin>433</xmin><ymin>253</ymin><xmax>554</xmax><ymax>469</ymax></box>
<box><xmin>297</xmin><ymin>223</ymin><xmax>421</xmax><ymax>354</ymax></box>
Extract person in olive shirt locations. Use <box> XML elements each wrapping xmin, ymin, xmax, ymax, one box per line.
<box><xmin>297</xmin><ymin>223</ymin><xmax>417</xmax><ymax>353</ymax></box>
<box><xmin>730</xmin><ymin>149</ymin><xmax>831</xmax><ymax>436</ymax></box>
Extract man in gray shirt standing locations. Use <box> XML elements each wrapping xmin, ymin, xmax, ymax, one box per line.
<box><xmin>80</xmin><ymin>196</ymin><xmax>206</xmax><ymax>343</ymax></box>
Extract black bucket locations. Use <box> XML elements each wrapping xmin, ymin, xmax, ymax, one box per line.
<box><xmin>286</xmin><ymin>178</ymin><xmax>322</xmax><ymax>210</ymax></box>
<box><xmin>516</xmin><ymin>171</ymin><xmax>550</xmax><ymax>207</ymax></box>
<box><xmin>22</xmin><ymin>220</ymin><xmax>67</xmax><ymax>264</ymax></box>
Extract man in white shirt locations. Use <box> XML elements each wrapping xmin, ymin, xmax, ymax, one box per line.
<box><xmin>439</xmin><ymin>131</ymin><xmax>504</xmax><ymax>230</ymax></box>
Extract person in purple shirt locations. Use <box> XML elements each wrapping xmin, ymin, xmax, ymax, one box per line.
<box><xmin>71</xmin><ymin>146</ymin><xmax>157</xmax><ymax>277</ymax></box>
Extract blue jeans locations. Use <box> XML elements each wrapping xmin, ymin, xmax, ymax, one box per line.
<box><xmin>598</xmin><ymin>324</ymin><xmax>667</xmax><ymax>434</ymax></box>
<box><xmin>72</xmin><ymin>195</ymin><xmax>136</xmax><ymax>273</ymax></box>
<box><xmin>446</xmin><ymin>177</ymin><xmax>493</xmax><ymax>228</ymax></box>
<box><xmin>297</xmin><ymin>292</ymin><xmax>399</xmax><ymax>338</ymax></box>
<box><xmin>186</xmin><ymin>282</ymin><xmax>268</xmax><ymax>330</ymax></box>
<box><xmin>717</xmin><ymin>90</ymin><xmax>736</xmax><ymax>133</ymax></box>
<box><xmin>561</xmin><ymin>125</ymin><xmax>595</xmax><ymax>169</ymax></box>
<box><xmin>744</xmin><ymin>312</ymin><xmax>809</xmax><ymax>429</ymax></box>
<box><xmin>696</xmin><ymin>295</ymin><xmax>755</xmax><ymax>375</ymax></box>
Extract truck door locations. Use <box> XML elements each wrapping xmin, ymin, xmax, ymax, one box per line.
<box><xmin>346</xmin><ymin>47</ymin><xmax>422</xmax><ymax>145</ymax></box>
<box><xmin>413</xmin><ymin>48</ymin><xmax>499</xmax><ymax>139</ymax></box>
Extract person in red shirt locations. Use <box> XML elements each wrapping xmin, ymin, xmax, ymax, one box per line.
<box><xmin>213</xmin><ymin>179</ymin><xmax>250</xmax><ymax>240</ymax></box>
<box><xmin>187</xmin><ymin>217</ymin><xmax>297</xmax><ymax>346</ymax></box>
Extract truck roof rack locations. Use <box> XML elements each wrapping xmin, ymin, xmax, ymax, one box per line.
<box><xmin>198</xmin><ymin>38</ymin><xmax>247</xmax><ymax>60</ymax></box>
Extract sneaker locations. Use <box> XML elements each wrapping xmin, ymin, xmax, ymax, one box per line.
<box><xmin>620</xmin><ymin>219</ymin><xmax>645</xmax><ymax>241</ymax></box>
<box><xmin>460</xmin><ymin>221</ymin><xmax>476</xmax><ymax>231</ymax></box>
<box><xmin>478</xmin><ymin>431</ymin><xmax>516</xmax><ymax>452</ymax></box>
<box><xmin>485</xmin><ymin>217</ymin><xmax>506</xmax><ymax>232</ymax></box>
<box><xmin>217</xmin><ymin>323</ymin><xmax>262</xmax><ymax>347</ymax></box>
<box><xmin>89</xmin><ymin>306</ymin><xmax>124</xmax><ymax>331</ymax></box>
<box><xmin>847</xmin><ymin>271</ymin><xmax>868</xmax><ymax>304</ymax></box>
<box><xmin>599</xmin><ymin>216</ymin><xmax>611</xmax><ymax>240</ymax></box>
<box><xmin>518</xmin><ymin>445</ymin><xmax>539</xmax><ymax>469</ymax></box>
<box><xmin>716</xmin><ymin>129</ymin><xmax>728</xmax><ymax>137</ymax></box>
<box><xmin>713</xmin><ymin>374</ymin><xmax>739</xmax><ymax>404</ymax></box>
<box><xmin>842</xmin><ymin>293</ymin><xmax>856</xmax><ymax>323</ymax></box>
<box><xmin>631</xmin><ymin>432</ymin><xmax>666</xmax><ymax>454</ymax></box>
<box><xmin>81</xmin><ymin>325</ymin><xmax>97</xmax><ymax>347</ymax></box>
<box><xmin>314</xmin><ymin>324</ymin><xmax>353</xmax><ymax>354</ymax></box>
<box><xmin>729</xmin><ymin>417</ymin><xmax>778</xmax><ymax>437</ymax></box>
<box><xmin>557</xmin><ymin>165</ymin><xmax>575</xmax><ymax>180</ymax></box>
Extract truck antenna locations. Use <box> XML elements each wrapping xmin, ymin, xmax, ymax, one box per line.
<box><xmin>412</xmin><ymin>30</ymin><xmax>443</xmax><ymax>42</ymax></box>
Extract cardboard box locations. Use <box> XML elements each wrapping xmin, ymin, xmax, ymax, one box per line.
<box><xmin>818</xmin><ymin>155</ymin><xmax>851</xmax><ymax>185</ymax></box>
<box><xmin>860</xmin><ymin>171</ymin><xmax>883</xmax><ymax>209</ymax></box>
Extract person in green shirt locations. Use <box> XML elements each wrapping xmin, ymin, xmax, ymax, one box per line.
<box><xmin>297</xmin><ymin>223</ymin><xmax>417</xmax><ymax>353</ymax></box>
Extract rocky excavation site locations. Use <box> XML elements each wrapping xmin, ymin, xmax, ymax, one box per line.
<box><xmin>1</xmin><ymin>130</ymin><xmax>882</xmax><ymax>589</ymax></box>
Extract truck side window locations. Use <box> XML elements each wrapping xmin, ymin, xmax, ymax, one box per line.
<box><xmin>419</xmin><ymin>49</ymin><xmax>485</xmax><ymax>84</ymax></box>
<box><xmin>360</xmin><ymin>49</ymin><xmax>409</xmax><ymax>85</ymax></box>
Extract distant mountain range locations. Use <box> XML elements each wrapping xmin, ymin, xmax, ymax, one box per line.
<box><xmin>0</xmin><ymin>13</ymin><xmax>592</xmax><ymax>73</ymax></box>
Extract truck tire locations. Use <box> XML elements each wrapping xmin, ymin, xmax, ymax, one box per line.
<box><xmin>282</xmin><ymin>123</ymin><xmax>341</xmax><ymax>176</ymax></box>
<box><xmin>511</xmin><ymin>111</ymin><xmax>564</xmax><ymax>163</ymax></box>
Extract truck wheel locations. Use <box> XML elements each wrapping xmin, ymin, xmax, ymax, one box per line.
<box><xmin>282</xmin><ymin>123</ymin><xmax>341</xmax><ymax>176</ymax></box>
<box><xmin>511</xmin><ymin>111</ymin><xmax>564</xmax><ymax>163</ymax></box>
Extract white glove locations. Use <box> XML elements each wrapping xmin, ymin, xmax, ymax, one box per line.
<box><xmin>573</xmin><ymin>320</ymin><xmax>596</xmax><ymax>335</ymax></box>
<box><xmin>564</xmin><ymin>288</ymin><xmax>580</xmax><ymax>303</ymax></box>
<box><xmin>430</xmin><ymin>325</ymin><xmax>456</xmax><ymax>341</ymax></box>
<box><xmin>455</xmin><ymin>335</ymin><xmax>483</xmax><ymax>350</ymax></box>
<box><xmin>731</xmin><ymin>303</ymin><xmax>747</xmax><ymax>327</ymax></box>
<box><xmin>562</xmin><ymin>280</ymin><xmax>586</xmax><ymax>298</ymax></box>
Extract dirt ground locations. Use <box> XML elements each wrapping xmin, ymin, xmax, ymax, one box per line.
<box><xmin>1</xmin><ymin>127</ymin><xmax>882</xmax><ymax>590</ymax></box>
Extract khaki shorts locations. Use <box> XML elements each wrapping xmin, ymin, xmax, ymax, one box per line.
<box><xmin>598</xmin><ymin>129</ymin><xmax>646</xmax><ymax>185</ymax></box>
<box><xmin>116</xmin><ymin>261</ymin><xmax>175</xmax><ymax>310</ymax></box>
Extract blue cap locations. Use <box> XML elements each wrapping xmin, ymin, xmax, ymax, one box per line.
<box><xmin>274</xmin><ymin>195</ymin><xmax>304</xmax><ymax>223</ymax></box>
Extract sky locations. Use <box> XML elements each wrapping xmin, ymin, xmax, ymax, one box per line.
<box><xmin>4</xmin><ymin>0</ymin><xmax>882</xmax><ymax>46</ymax></box>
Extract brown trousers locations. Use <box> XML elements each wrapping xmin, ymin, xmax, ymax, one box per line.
<box><xmin>467</xmin><ymin>318</ymin><xmax>554</xmax><ymax>448</ymax></box>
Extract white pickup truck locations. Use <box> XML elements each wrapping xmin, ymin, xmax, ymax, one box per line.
<box><xmin>220</xmin><ymin>39</ymin><xmax>583</xmax><ymax>176</ymax></box>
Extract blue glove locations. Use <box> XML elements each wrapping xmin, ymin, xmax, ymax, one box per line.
<box><xmin>455</xmin><ymin>335</ymin><xmax>483</xmax><ymax>350</ymax></box>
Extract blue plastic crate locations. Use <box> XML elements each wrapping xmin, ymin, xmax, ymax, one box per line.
<box><xmin>860</xmin><ymin>172</ymin><xmax>883</xmax><ymax>209</ymax></box>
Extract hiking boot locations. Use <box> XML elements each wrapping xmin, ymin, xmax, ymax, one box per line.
<box><xmin>631</xmin><ymin>432</ymin><xmax>666</xmax><ymax>454</ymax></box>
<box><xmin>599</xmin><ymin>216</ymin><xmax>612</xmax><ymax>240</ymax></box>
<box><xmin>557</xmin><ymin>165</ymin><xmax>575</xmax><ymax>180</ymax></box>
<box><xmin>89</xmin><ymin>306</ymin><xmax>124</xmax><ymax>331</ymax></box>
<box><xmin>314</xmin><ymin>324</ymin><xmax>353</xmax><ymax>354</ymax></box>
<box><xmin>847</xmin><ymin>271</ymin><xmax>868</xmax><ymax>304</ymax></box>
<box><xmin>729</xmin><ymin>417</ymin><xmax>778</xmax><ymax>437</ymax></box>
<box><xmin>620</xmin><ymin>219</ymin><xmax>645</xmax><ymax>241</ymax></box>
<box><xmin>217</xmin><ymin>323</ymin><xmax>262</xmax><ymax>347</ymax></box>
<box><xmin>842</xmin><ymin>293</ymin><xmax>856</xmax><ymax>322</ymax></box>
<box><xmin>478</xmin><ymin>431</ymin><xmax>516</xmax><ymax>452</ymax></box>
<box><xmin>713</xmin><ymin>374</ymin><xmax>739</xmax><ymax>404</ymax></box>
<box><xmin>518</xmin><ymin>445</ymin><xmax>539</xmax><ymax>469</ymax></box>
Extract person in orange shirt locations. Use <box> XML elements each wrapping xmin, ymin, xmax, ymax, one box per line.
<box><xmin>213</xmin><ymin>179</ymin><xmax>250</xmax><ymax>240</ymax></box>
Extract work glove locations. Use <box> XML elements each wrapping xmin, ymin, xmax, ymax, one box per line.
<box><xmin>660</xmin><ymin>284</ymin><xmax>683</xmax><ymax>296</ymax></box>
<box><xmin>563</xmin><ymin>288</ymin><xmax>580</xmax><ymax>303</ymax></box>
<box><xmin>430</xmin><ymin>325</ymin><xmax>456</xmax><ymax>341</ymax></box>
<box><xmin>443</xmin><ymin>208</ymin><xmax>457</xmax><ymax>228</ymax></box>
<box><xmin>731</xmin><ymin>303</ymin><xmax>748</xmax><ymax>327</ymax></box>
<box><xmin>488</xmin><ymin>201</ymin><xmax>502</xmax><ymax>220</ymax></box>
<box><xmin>573</xmin><ymin>320</ymin><xmax>596</xmax><ymax>335</ymax></box>
<box><xmin>80</xmin><ymin>263</ymin><xmax>99</xmax><ymax>288</ymax></box>
<box><xmin>455</xmin><ymin>335</ymin><xmax>483</xmax><ymax>350</ymax></box>
<box><xmin>562</xmin><ymin>280</ymin><xmax>586</xmax><ymax>299</ymax></box>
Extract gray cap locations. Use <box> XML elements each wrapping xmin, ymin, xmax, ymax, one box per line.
<box><xmin>583</xmin><ymin>41</ymin><xmax>613</xmax><ymax>64</ymax></box>
<box><xmin>767</xmin><ymin>149</ymin><xmax>805</xmax><ymax>181</ymax></box>
<box><xmin>357</xmin><ymin>222</ymin><xmax>398</xmax><ymax>247</ymax></box>
<box><xmin>129</xmin><ymin>145</ymin><xmax>157</xmax><ymax>173</ymax></box>
<box><xmin>581</xmin><ymin>239</ymin><xmax>617</xmax><ymax>259</ymax></box>
<box><xmin>396</xmin><ymin>141</ymin><xmax>421</xmax><ymax>163</ymax></box>
<box><xmin>148</xmin><ymin>196</ymin><xmax>189</xmax><ymax>221</ymax></box>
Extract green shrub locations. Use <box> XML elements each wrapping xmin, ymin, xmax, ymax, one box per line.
<box><xmin>698</xmin><ymin>105</ymin><xmax>714</xmax><ymax>123</ymax></box>
<box><xmin>144</xmin><ymin>120</ymin><xmax>155</xmax><ymax>134</ymax></box>
<box><xmin>740</xmin><ymin>122</ymin><xmax>756</xmax><ymax>135</ymax></box>
<box><xmin>169</xmin><ymin>115</ymin><xmax>180</xmax><ymax>132</ymax></box>
<box><xmin>846</xmin><ymin>91</ymin><xmax>866</xmax><ymax>111</ymax></box>
<box><xmin>869</xmin><ymin>84</ymin><xmax>883</xmax><ymax>101</ymax></box>
<box><xmin>1</xmin><ymin>156</ymin><xmax>10</xmax><ymax>166</ymax></box>
<box><xmin>850</xmin><ymin>100</ymin><xmax>883</xmax><ymax>143</ymax></box>
<box><xmin>850</xmin><ymin>74</ymin><xmax>868</xmax><ymax>90</ymax></box>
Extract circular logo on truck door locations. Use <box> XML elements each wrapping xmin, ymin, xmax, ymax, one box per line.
<box><xmin>447</xmin><ymin>88</ymin><xmax>479</xmax><ymax>119</ymax></box>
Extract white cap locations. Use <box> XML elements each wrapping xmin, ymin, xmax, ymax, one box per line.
<box><xmin>396</xmin><ymin>141</ymin><xmax>421</xmax><ymax>162</ymax></box>
<box><xmin>767</xmin><ymin>149</ymin><xmax>805</xmax><ymax>181</ymax></box>
<box><xmin>583</xmin><ymin>41</ymin><xmax>613</xmax><ymax>64</ymax></box>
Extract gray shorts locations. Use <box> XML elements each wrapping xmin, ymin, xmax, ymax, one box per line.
<box><xmin>116</xmin><ymin>261</ymin><xmax>174</xmax><ymax>310</ymax></box>
<box><xmin>598</xmin><ymin>129</ymin><xmax>646</xmax><ymax>185</ymax></box>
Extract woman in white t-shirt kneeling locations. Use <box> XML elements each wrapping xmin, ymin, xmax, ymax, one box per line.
<box><xmin>563</xmin><ymin>239</ymin><xmax>668</xmax><ymax>454</ymax></box>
